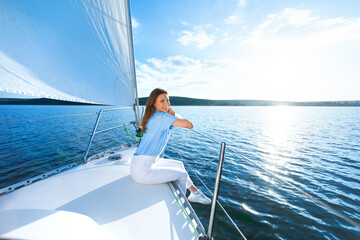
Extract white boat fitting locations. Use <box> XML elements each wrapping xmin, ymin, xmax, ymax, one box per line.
<box><xmin>0</xmin><ymin>145</ymin><xmax>206</xmax><ymax>239</ymax></box>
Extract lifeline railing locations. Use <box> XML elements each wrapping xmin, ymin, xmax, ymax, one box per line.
<box><xmin>4</xmin><ymin>108</ymin><xmax>357</xmax><ymax>238</ymax></box>
<box><xmin>168</xmin><ymin>141</ymin><xmax>247</xmax><ymax>240</ymax></box>
<box><xmin>0</xmin><ymin>112</ymin><xmax>99</xmax><ymax>160</ymax></box>
<box><xmin>83</xmin><ymin>106</ymin><xmax>144</xmax><ymax>163</ymax></box>
<box><xmin>80</xmin><ymin>106</ymin><xmax>243</xmax><ymax>239</ymax></box>
<box><xmin>0</xmin><ymin>107</ymin><xmax>141</xmax><ymax>163</ymax></box>
<box><xmin>2</xmin><ymin>108</ymin><xmax>245</xmax><ymax>239</ymax></box>
<box><xmin>168</xmin><ymin>127</ymin><xmax>360</xmax><ymax>239</ymax></box>
<box><xmin>0</xmin><ymin>107</ymin><xmax>143</xmax><ymax>195</ymax></box>
<box><xmin>189</xmin><ymin>129</ymin><xmax>360</xmax><ymax>231</ymax></box>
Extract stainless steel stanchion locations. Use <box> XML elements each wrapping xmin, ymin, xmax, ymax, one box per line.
<box><xmin>207</xmin><ymin>142</ymin><xmax>226</xmax><ymax>239</ymax></box>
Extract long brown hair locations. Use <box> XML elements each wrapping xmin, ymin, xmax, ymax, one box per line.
<box><xmin>140</xmin><ymin>88</ymin><xmax>168</xmax><ymax>132</ymax></box>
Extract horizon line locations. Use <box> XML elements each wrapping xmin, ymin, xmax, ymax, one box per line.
<box><xmin>139</xmin><ymin>96</ymin><xmax>360</xmax><ymax>103</ymax></box>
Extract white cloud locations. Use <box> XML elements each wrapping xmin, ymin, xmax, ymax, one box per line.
<box><xmin>221</xmin><ymin>33</ymin><xmax>231</xmax><ymax>44</ymax></box>
<box><xmin>251</xmin><ymin>8</ymin><xmax>318</xmax><ymax>38</ymax></box>
<box><xmin>177</xmin><ymin>26</ymin><xmax>215</xmax><ymax>49</ymax></box>
<box><xmin>238</xmin><ymin>0</ymin><xmax>246</xmax><ymax>8</ymax></box>
<box><xmin>131</xmin><ymin>17</ymin><xmax>140</xmax><ymax>28</ymax></box>
<box><xmin>180</xmin><ymin>21</ymin><xmax>191</xmax><ymax>26</ymax></box>
<box><xmin>147</xmin><ymin>55</ymin><xmax>201</xmax><ymax>71</ymax></box>
<box><xmin>225</xmin><ymin>15</ymin><xmax>238</xmax><ymax>24</ymax></box>
<box><xmin>138</xmin><ymin>7</ymin><xmax>360</xmax><ymax>101</ymax></box>
<box><xmin>136</xmin><ymin>56</ymin><xmax>246</xmax><ymax>98</ymax></box>
<box><xmin>244</xmin><ymin>8</ymin><xmax>360</xmax><ymax>47</ymax></box>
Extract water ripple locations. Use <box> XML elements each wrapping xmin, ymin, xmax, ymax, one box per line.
<box><xmin>1</xmin><ymin>105</ymin><xmax>360</xmax><ymax>239</ymax></box>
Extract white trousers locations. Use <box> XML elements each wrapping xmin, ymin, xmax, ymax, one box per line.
<box><xmin>130</xmin><ymin>155</ymin><xmax>193</xmax><ymax>194</ymax></box>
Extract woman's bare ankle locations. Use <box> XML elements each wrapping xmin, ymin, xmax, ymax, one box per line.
<box><xmin>188</xmin><ymin>185</ymin><xmax>198</xmax><ymax>193</ymax></box>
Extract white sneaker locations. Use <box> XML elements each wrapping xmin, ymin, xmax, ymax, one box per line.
<box><xmin>188</xmin><ymin>190</ymin><xmax>211</xmax><ymax>205</ymax></box>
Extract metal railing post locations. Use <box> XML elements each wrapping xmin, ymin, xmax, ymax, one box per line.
<box><xmin>207</xmin><ymin>142</ymin><xmax>226</xmax><ymax>239</ymax></box>
<box><xmin>83</xmin><ymin>110</ymin><xmax>103</xmax><ymax>163</ymax></box>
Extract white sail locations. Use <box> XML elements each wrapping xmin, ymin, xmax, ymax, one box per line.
<box><xmin>0</xmin><ymin>0</ymin><xmax>137</xmax><ymax>106</ymax></box>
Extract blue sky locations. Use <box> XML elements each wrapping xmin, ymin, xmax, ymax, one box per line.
<box><xmin>130</xmin><ymin>0</ymin><xmax>360</xmax><ymax>101</ymax></box>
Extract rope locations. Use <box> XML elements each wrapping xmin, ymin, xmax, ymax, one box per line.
<box><xmin>123</xmin><ymin>124</ymin><xmax>139</xmax><ymax>142</ymax></box>
<box><xmin>167</xmin><ymin>143</ymin><xmax>247</xmax><ymax>240</ymax></box>
<box><xmin>0</xmin><ymin>112</ymin><xmax>97</xmax><ymax>123</ymax></box>
<box><xmin>188</xmin><ymin>129</ymin><xmax>360</xmax><ymax>230</ymax></box>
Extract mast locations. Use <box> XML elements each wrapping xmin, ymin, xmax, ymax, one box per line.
<box><xmin>125</xmin><ymin>0</ymin><xmax>141</xmax><ymax>128</ymax></box>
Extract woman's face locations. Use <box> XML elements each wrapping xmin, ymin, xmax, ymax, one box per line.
<box><xmin>153</xmin><ymin>93</ymin><xmax>170</xmax><ymax>112</ymax></box>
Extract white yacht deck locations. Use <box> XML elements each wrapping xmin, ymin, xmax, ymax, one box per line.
<box><xmin>0</xmin><ymin>147</ymin><xmax>204</xmax><ymax>240</ymax></box>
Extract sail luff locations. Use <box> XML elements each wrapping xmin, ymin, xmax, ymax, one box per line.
<box><xmin>125</xmin><ymin>0</ymin><xmax>141</xmax><ymax>126</ymax></box>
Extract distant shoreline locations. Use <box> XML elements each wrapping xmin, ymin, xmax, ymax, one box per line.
<box><xmin>139</xmin><ymin>96</ymin><xmax>360</xmax><ymax>107</ymax></box>
<box><xmin>0</xmin><ymin>98</ymin><xmax>101</xmax><ymax>105</ymax></box>
<box><xmin>1</xmin><ymin>97</ymin><xmax>359</xmax><ymax>106</ymax></box>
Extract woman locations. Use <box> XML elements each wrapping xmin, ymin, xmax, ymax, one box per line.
<box><xmin>130</xmin><ymin>88</ymin><xmax>211</xmax><ymax>205</ymax></box>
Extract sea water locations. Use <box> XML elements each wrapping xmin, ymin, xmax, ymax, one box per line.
<box><xmin>0</xmin><ymin>105</ymin><xmax>359</xmax><ymax>240</ymax></box>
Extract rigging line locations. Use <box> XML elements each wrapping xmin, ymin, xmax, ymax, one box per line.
<box><xmin>94</xmin><ymin>122</ymin><xmax>132</xmax><ymax>135</ymax></box>
<box><xmin>189</xmin><ymin>129</ymin><xmax>222</xmax><ymax>145</ymax></box>
<box><xmin>167</xmin><ymin>144</ymin><xmax>247</xmax><ymax>240</ymax></box>
<box><xmin>0</xmin><ymin>112</ymin><xmax>98</xmax><ymax>123</ymax></box>
<box><xmin>167</xmin><ymin>144</ymin><xmax>211</xmax><ymax>194</ymax></box>
<box><xmin>189</xmin><ymin>129</ymin><xmax>360</xmax><ymax>229</ymax></box>
<box><xmin>0</xmin><ymin>135</ymin><xmax>90</xmax><ymax>159</ymax></box>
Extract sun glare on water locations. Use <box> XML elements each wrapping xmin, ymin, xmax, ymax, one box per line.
<box><xmin>265</xmin><ymin>105</ymin><xmax>297</xmax><ymax>144</ymax></box>
<box><xmin>257</xmin><ymin>105</ymin><xmax>298</xmax><ymax>172</ymax></box>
